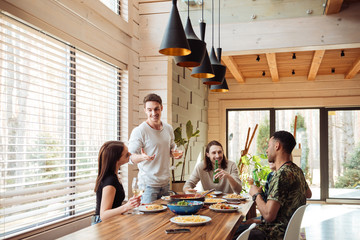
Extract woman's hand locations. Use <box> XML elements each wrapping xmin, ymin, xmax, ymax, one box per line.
<box><xmin>214</xmin><ymin>168</ymin><xmax>230</xmax><ymax>180</ymax></box>
<box><xmin>185</xmin><ymin>189</ymin><xmax>197</xmax><ymax>194</ymax></box>
<box><xmin>124</xmin><ymin>195</ymin><xmax>141</xmax><ymax>212</ymax></box>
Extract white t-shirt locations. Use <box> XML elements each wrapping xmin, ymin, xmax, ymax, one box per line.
<box><xmin>128</xmin><ymin>121</ymin><xmax>175</xmax><ymax>187</ymax></box>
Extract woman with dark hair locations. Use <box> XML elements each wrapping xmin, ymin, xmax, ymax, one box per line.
<box><xmin>183</xmin><ymin>140</ymin><xmax>242</xmax><ymax>193</ymax></box>
<box><xmin>92</xmin><ymin>141</ymin><xmax>141</xmax><ymax>225</ymax></box>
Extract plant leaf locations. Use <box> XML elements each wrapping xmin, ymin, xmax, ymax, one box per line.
<box><xmin>175</xmin><ymin>161</ymin><xmax>183</xmax><ymax>168</ymax></box>
<box><xmin>192</xmin><ymin>130</ymin><xmax>200</xmax><ymax>138</ymax></box>
<box><xmin>186</xmin><ymin>120</ymin><xmax>193</xmax><ymax>140</ymax></box>
<box><xmin>174</xmin><ymin>127</ymin><xmax>186</xmax><ymax>146</ymax></box>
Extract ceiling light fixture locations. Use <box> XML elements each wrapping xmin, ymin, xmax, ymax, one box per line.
<box><xmin>210</xmin><ymin>78</ymin><xmax>229</xmax><ymax>92</ymax></box>
<box><xmin>292</xmin><ymin>69</ymin><xmax>295</xmax><ymax>75</ymax></box>
<box><xmin>292</xmin><ymin>53</ymin><xmax>296</xmax><ymax>59</ymax></box>
<box><xmin>191</xmin><ymin>0</ymin><xmax>215</xmax><ymax>78</ymax></box>
<box><xmin>159</xmin><ymin>0</ymin><xmax>191</xmax><ymax>56</ymax></box>
<box><xmin>256</xmin><ymin>55</ymin><xmax>260</xmax><ymax>62</ymax></box>
<box><xmin>341</xmin><ymin>50</ymin><xmax>345</xmax><ymax>57</ymax></box>
<box><xmin>174</xmin><ymin>0</ymin><xmax>206</xmax><ymax>67</ymax></box>
<box><xmin>203</xmin><ymin>0</ymin><xmax>225</xmax><ymax>85</ymax></box>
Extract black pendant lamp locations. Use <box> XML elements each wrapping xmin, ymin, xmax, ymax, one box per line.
<box><xmin>191</xmin><ymin>0</ymin><xmax>215</xmax><ymax>78</ymax></box>
<box><xmin>210</xmin><ymin>77</ymin><xmax>229</xmax><ymax>92</ymax></box>
<box><xmin>202</xmin><ymin>0</ymin><xmax>225</xmax><ymax>85</ymax></box>
<box><xmin>159</xmin><ymin>0</ymin><xmax>191</xmax><ymax>56</ymax></box>
<box><xmin>174</xmin><ymin>0</ymin><xmax>206</xmax><ymax>67</ymax></box>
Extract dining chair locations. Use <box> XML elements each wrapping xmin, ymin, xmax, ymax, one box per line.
<box><xmin>236</xmin><ymin>223</ymin><xmax>256</xmax><ymax>240</ymax></box>
<box><xmin>283</xmin><ymin>204</ymin><xmax>309</xmax><ymax>240</ymax></box>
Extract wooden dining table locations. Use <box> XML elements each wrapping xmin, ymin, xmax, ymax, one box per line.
<box><xmin>59</xmin><ymin>198</ymin><xmax>254</xmax><ymax>240</ymax></box>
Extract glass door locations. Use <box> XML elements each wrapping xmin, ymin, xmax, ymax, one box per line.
<box><xmin>328</xmin><ymin>109</ymin><xmax>360</xmax><ymax>199</ymax></box>
<box><xmin>275</xmin><ymin>109</ymin><xmax>320</xmax><ymax>200</ymax></box>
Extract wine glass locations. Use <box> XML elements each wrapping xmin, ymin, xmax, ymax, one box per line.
<box><xmin>172</xmin><ymin>145</ymin><xmax>184</xmax><ymax>158</ymax></box>
<box><xmin>132</xmin><ymin>177</ymin><xmax>144</xmax><ymax>215</ymax></box>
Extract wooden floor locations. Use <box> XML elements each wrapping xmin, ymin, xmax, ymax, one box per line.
<box><xmin>301</xmin><ymin>204</ymin><xmax>360</xmax><ymax>240</ymax></box>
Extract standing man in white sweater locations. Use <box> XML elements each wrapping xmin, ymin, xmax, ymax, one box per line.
<box><xmin>128</xmin><ymin>93</ymin><xmax>182</xmax><ymax>203</ymax></box>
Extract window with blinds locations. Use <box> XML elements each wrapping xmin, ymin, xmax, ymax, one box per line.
<box><xmin>100</xmin><ymin>0</ymin><xmax>129</xmax><ymax>22</ymax></box>
<box><xmin>0</xmin><ymin>12</ymin><xmax>128</xmax><ymax>238</ymax></box>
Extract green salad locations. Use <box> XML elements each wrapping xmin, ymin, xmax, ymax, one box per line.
<box><xmin>175</xmin><ymin>200</ymin><xmax>190</xmax><ymax>206</ymax></box>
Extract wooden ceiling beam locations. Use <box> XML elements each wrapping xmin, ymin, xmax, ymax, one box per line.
<box><xmin>325</xmin><ymin>0</ymin><xmax>344</xmax><ymax>15</ymax></box>
<box><xmin>308</xmin><ymin>50</ymin><xmax>325</xmax><ymax>81</ymax></box>
<box><xmin>222</xmin><ymin>56</ymin><xmax>245</xmax><ymax>83</ymax></box>
<box><xmin>345</xmin><ymin>56</ymin><xmax>360</xmax><ymax>79</ymax></box>
<box><xmin>266</xmin><ymin>53</ymin><xmax>279</xmax><ymax>82</ymax></box>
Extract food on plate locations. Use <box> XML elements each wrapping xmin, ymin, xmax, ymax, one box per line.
<box><xmin>145</xmin><ymin>204</ymin><xmax>164</xmax><ymax>210</ymax></box>
<box><xmin>200</xmin><ymin>190</ymin><xmax>213</xmax><ymax>198</ymax></box>
<box><xmin>161</xmin><ymin>196</ymin><xmax>170</xmax><ymax>201</ymax></box>
<box><xmin>224</xmin><ymin>194</ymin><xmax>244</xmax><ymax>199</ymax></box>
<box><xmin>210</xmin><ymin>203</ymin><xmax>237</xmax><ymax>210</ymax></box>
<box><xmin>173</xmin><ymin>215</ymin><xmax>207</xmax><ymax>223</ymax></box>
<box><xmin>204</xmin><ymin>198</ymin><xmax>226</xmax><ymax>203</ymax></box>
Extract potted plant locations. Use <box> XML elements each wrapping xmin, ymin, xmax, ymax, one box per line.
<box><xmin>237</xmin><ymin>153</ymin><xmax>271</xmax><ymax>193</ymax></box>
<box><xmin>171</xmin><ymin>120</ymin><xmax>200</xmax><ymax>192</ymax></box>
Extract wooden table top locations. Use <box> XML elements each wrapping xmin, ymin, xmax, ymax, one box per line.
<box><xmin>59</xmin><ymin>199</ymin><xmax>254</xmax><ymax>240</ymax></box>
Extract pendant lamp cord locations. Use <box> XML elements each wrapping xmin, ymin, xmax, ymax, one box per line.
<box><xmin>201</xmin><ymin>0</ymin><xmax>204</xmax><ymax>22</ymax></box>
<box><xmin>218</xmin><ymin>0</ymin><xmax>220</xmax><ymax>48</ymax></box>
<box><xmin>188</xmin><ymin>0</ymin><xmax>189</xmax><ymax>17</ymax></box>
<box><xmin>212</xmin><ymin>0</ymin><xmax>214</xmax><ymax>47</ymax></box>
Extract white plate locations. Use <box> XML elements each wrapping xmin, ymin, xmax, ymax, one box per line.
<box><xmin>222</xmin><ymin>196</ymin><xmax>248</xmax><ymax>202</ymax></box>
<box><xmin>170</xmin><ymin>215</ymin><xmax>212</xmax><ymax>226</ymax></box>
<box><xmin>138</xmin><ymin>205</ymin><xmax>167</xmax><ymax>213</ymax></box>
<box><xmin>212</xmin><ymin>191</ymin><xmax>222</xmax><ymax>195</ymax></box>
<box><xmin>209</xmin><ymin>204</ymin><xmax>240</xmax><ymax>213</ymax></box>
<box><xmin>161</xmin><ymin>196</ymin><xmax>170</xmax><ymax>201</ymax></box>
<box><xmin>204</xmin><ymin>198</ymin><xmax>227</xmax><ymax>204</ymax></box>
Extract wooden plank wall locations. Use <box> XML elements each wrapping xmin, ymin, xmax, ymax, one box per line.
<box><xmin>138</xmin><ymin>0</ymin><xmax>171</xmax><ymax>124</ymax></box>
<box><xmin>170</xmin><ymin>60</ymin><xmax>209</xmax><ymax>181</ymax></box>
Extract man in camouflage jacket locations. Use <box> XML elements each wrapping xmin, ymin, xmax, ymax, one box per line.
<box><xmin>249</xmin><ymin>131</ymin><xmax>307</xmax><ymax>240</ymax></box>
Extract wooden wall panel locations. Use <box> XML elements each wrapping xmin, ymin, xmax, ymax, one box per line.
<box><xmin>171</xmin><ymin>60</ymin><xmax>208</xmax><ymax>181</ymax></box>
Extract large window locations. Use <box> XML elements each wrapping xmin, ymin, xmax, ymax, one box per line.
<box><xmin>0</xmin><ymin>13</ymin><xmax>127</xmax><ymax>238</ymax></box>
<box><xmin>227</xmin><ymin>110</ymin><xmax>270</xmax><ymax>161</ymax></box>
<box><xmin>276</xmin><ymin>109</ymin><xmax>320</xmax><ymax>200</ymax></box>
<box><xmin>100</xmin><ymin>0</ymin><xmax>129</xmax><ymax>22</ymax></box>
<box><xmin>227</xmin><ymin>108</ymin><xmax>360</xmax><ymax>201</ymax></box>
<box><xmin>328</xmin><ymin>109</ymin><xmax>360</xmax><ymax>199</ymax></box>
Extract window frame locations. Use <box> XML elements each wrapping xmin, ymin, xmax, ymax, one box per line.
<box><xmin>0</xmin><ymin>12</ymin><xmax>127</xmax><ymax>238</ymax></box>
<box><xmin>226</xmin><ymin>106</ymin><xmax>360</xmax><ymax>203</ymax></box>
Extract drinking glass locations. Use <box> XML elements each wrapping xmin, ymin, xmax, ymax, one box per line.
<box><xmin>172</xmin><ymin>145</ymin><xmax>184</xmax><ymax>158</ymax></box>
<box><xmin>132</xmin><ymin>177</ymin><xmax>145</xmax><ymax>215</ymax></box>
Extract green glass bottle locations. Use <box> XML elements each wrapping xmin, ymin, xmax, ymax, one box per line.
<box><xmin>213</xmin><ymin>160</ymin><xmax>219</xmax><ymax>183</ymax></box>
<box><xmin>253</xmin><ymin>170</ymin><xmax>260</xmax><ymax>187</ymax></box>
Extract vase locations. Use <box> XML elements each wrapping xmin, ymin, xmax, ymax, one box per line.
<box><xmin>171</xmin><ymin>181</ymin><xmax>185</xmax><ymax>193</ymax></box>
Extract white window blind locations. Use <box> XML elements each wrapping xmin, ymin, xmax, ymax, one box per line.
<box><xmin>100</xmin><ymin>0</ymin><xmax>129</xmax><ymax>22</ymax></box>
<box><xmin>0</xmin><ymin>12</ymin><xmax>128</xmax><ymax>238</ymax></box>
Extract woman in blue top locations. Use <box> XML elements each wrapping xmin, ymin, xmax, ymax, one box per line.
<box><xmin>93</xmin><ymin>141</ymin><xmax>141</xmax><ymax>224</ymax></box>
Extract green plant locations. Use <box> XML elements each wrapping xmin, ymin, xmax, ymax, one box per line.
<box><xmin>335</xmin><ymin>144</ymin><xmax>360</xmax><ymax>188</ymax></box>
<box><xmin>172</xmin><ymin>120</ymin><xmax>200</xmax><ymax>182</ymax></box>
<box><xmin>237</xmin><ymin>153</ymin><xmax>271</xmax><ymax>193</ymax></box>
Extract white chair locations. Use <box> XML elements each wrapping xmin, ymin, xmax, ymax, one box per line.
<box><xmin>284</xmin><ymin>204</ymin><xmax>309</xmax><ymax>240</ymax></box>
<box><xmin>236</xmin><ymin>223</ymin><xmax>256</xmax><ymax>240</ymax></box>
